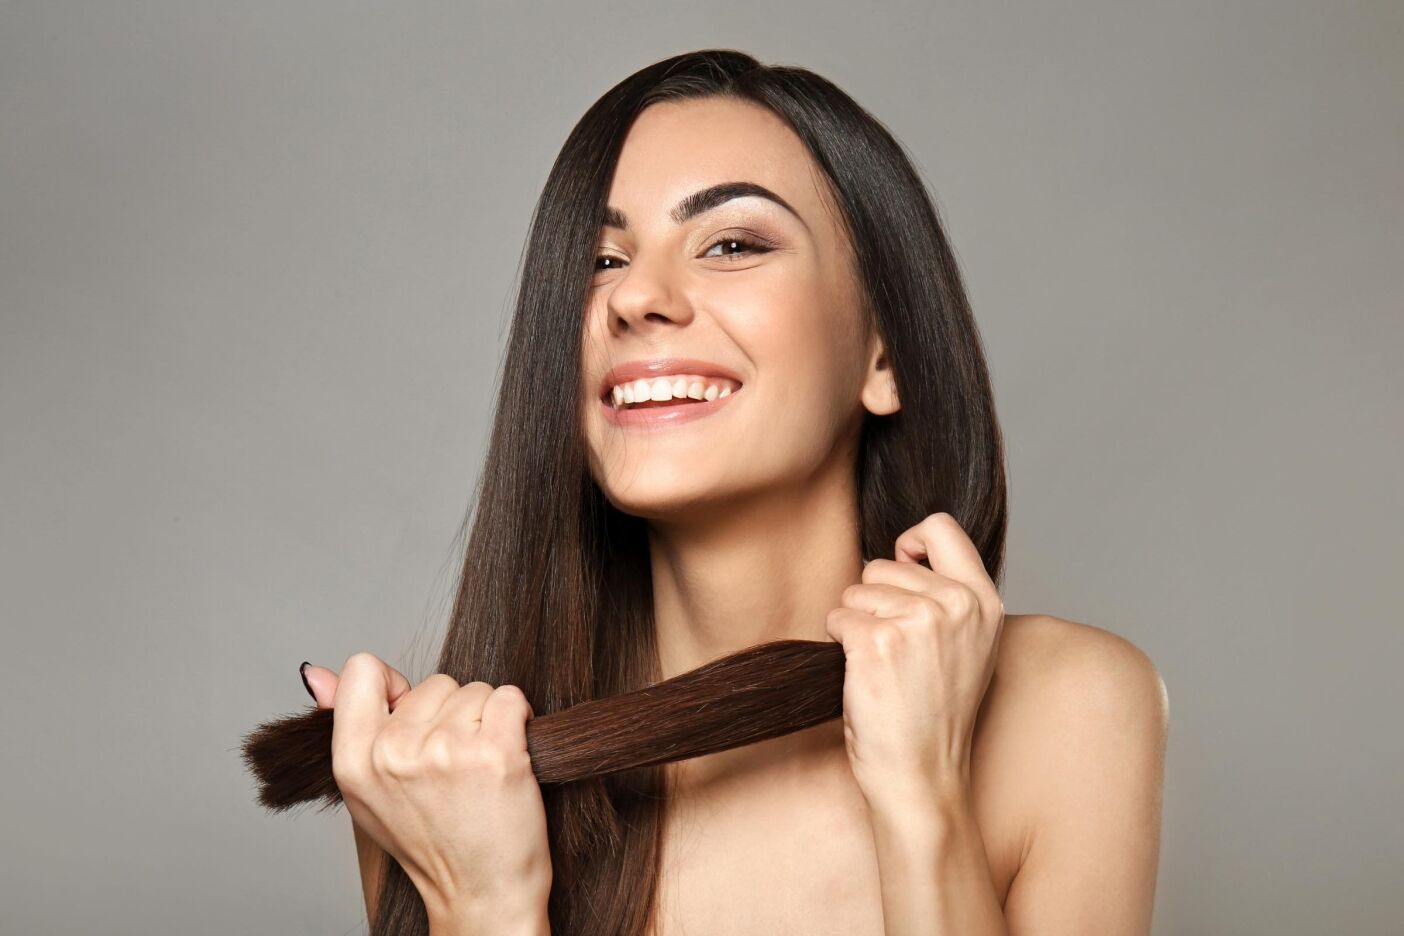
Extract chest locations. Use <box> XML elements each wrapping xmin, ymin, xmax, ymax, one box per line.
<box><xmin>643</xmin><ymin>754</ymin><xmax>1020</xmax><ymax>936</ymax></box>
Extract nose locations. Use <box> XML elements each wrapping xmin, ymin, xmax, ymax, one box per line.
<box><xmin>603</xmin><ymin>254</ymin><xmax>695</xmax><ymax>336</ymax></box>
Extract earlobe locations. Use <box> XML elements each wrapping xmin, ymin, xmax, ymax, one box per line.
<box><xmin>861</xmin><ymin>341</ymin><xmax>901</xmax><ymax>416</ymax></box>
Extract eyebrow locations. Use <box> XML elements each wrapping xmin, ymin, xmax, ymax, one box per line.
<box><xmin>601</xmin><ymin>181</ymin><xmax>808</xmax><ymax>234</ymax></box>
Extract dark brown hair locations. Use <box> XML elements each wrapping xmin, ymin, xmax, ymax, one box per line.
<box><xmin>242</xmin><ymin>48</ymin><xmax>1007</xmax><ymax>935</ymax></box>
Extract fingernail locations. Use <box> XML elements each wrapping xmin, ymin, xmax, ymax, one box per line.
<box><xmin>299</xmin><ymin>661</ymin><xmax>316</xmax><ymax>702</ymax></box>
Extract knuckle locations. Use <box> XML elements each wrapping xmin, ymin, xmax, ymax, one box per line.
<box><xmin>343</xmin><ymin>651</ymin><xmax>379</xmax><ymax>673</ymax></box>
<box><xmin>419</xmin><ymin>730</ymin><xmax>459</xmax><ymax>772</ymax></box>
<box><xmin>912</xmin><ymin>599</ymin><xmax>941</xmax><ymax>629</ymax></box>
<box><xmin>947</xmin><ymin>584</ymin><xmax>978</xmax><ymax>616</ymax></box>
<box><xmin>870</xmin><ymin>622</ymin><xmax>903</xmax><ymax>656</ymax></box>
<box><xmin>371</xmin><ymin>731</ymin><xmax>419</xmax><ymax>780</ymax></box>
<box><xmin>494</xmin><ymin>684</ymin><xmax>533</xmax><ymax>713</ymax></box>
<box><xmin>466</xmin><ymin>741</ymin><xmax>515</xmax><ymax>780</ymax></box>
<box><xmin>421</xmin><ymin>673</ymin><xmax>459</xmax><ymax>691</ymax></box>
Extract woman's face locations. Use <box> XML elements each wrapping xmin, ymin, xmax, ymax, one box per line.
<box><xmin>580</xmin><ymin>97</ymin><xmax>898</xmax><ymax>521</ymax></box>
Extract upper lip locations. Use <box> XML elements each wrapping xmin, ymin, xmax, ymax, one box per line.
<box><xmin>598</xmin><ymin>357</ymin><xmax>745</xmax><ymax>400</ymax></box>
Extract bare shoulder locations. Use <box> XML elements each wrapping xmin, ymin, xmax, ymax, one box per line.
<box><xmin>988</xmin><ymin>612</ymin><xmax>1169</xmax><ymax>838</ymax></box>
<box><xmin>978</xmin><ymin>613</ymin><xmax>1170</xmax><ymax>808</ymax></box>
<box><xmin>995</xmin><ymin>612</ymin><xmax>1168</xmax><ymax>720</ymax></box>
<box><xmin>985</xmin><ymin>616</ymin><xmax>1169</xmax><ymax>929</ymax></box>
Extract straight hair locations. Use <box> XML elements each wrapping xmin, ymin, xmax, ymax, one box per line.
<box><xmin>243</xmin><ymin>48</ymin><xmax>1007</xmax><ymax>936</ymax></box>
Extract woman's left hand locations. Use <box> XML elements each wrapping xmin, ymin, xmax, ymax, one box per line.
<box><xmin>825</xmin><ymin>511</ymin><xmax>1006</xmax><ymax>807</ymax></box>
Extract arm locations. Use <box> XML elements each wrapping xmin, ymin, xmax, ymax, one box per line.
<box><xmin>352</xmin><ymin>815</ymin><xmax>387</xmax><ymax>925</ymax></box>
<box><xmin>354</xmin><ymin>816</ymin><xmax>552</xmax><ymax>936</ymax></box>
<box><xmin>869</xmin><ymin>778</ymin><xmax>1009</xmax><ymax>935</ymax></box>
<box><xmin>870</xmin><ymin>624</ymin><xmax>1169</xmax><ymax>935</ymax></box>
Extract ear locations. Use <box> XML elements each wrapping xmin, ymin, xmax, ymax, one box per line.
<box><xmin>859</xmin><ymin>332</ymin><xmax>900</xmax><ymax>416</ymax></box>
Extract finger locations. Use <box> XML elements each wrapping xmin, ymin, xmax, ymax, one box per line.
<box><xmin>840</xmin><ymin>582</ymin><xmax>926</xmax><ymax>619</ymax></box>
<box><xmin>432</xmin><ymin>681</ymin><xmax>496</xmax><ymax>735</ymax></box>
<box><xmin>477</xmin><ymin>684</ymin><xmax>535</xmax><ymax>751</ymax></box>
<box><xmin>892</xmin><ymin>513</ymin><xmax>1002</xmax><ymax>611</ymax></box>
<box><xmin>894</xmin><ymin>513</ymin><xmax>982</xmax><ymax>579</ymax></box>
<box><xmin>302</xmin><ymin>660</ymin><xmax>414</xmax><ymax>713</ymax></box>
<box><xmin>825</xmin><ymin>605</ymin><xmax>881</xmax><ymax>645</ymax></box>
<box><xmin>390</xmin><ymin>674</ymin><xmax>462</xmax><ymax>723</ymax></box>
<box><xmin>301</xmin><ymin>661</ymin><xmax>334</xmax><ymax>709</ymax></box>
<box><xmin>862</xmin><ymin>557</ymin><xmax>956</xmax><ymax>594</ymax></box>
<box><xmin>332</xmin><ymin>653</ymin><xmax>402</xmax><ymax>772</ymax></box>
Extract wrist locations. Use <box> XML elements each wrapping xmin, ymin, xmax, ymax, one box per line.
<box><xmin>424</xmin><ymin>887</ymin><xmax>551</xmax><ymax>936</ymax></box>
<box><xmin>427</xmin><ymin>904</ymin><xmax>550</xmax><ymax>936</ymax></box>
<box><xmin>865</xmin><ymin>769</ymin><xmax>973</xmax><ymax>841</ymax></box>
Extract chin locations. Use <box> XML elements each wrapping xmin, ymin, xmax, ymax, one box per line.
<box><xmin>599</xmin><ymin>478</ymin><xmax>734</xmax><ymax>523</ymax></box>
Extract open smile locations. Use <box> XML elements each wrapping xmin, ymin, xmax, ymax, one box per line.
<box><xmin>599</xmin><ymin>385</ymin><xmax>743</xmax><ymax>430</ymax></box>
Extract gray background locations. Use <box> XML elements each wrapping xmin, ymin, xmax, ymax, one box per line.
<box><xmin>2</xmin><ymin>2</ymin><xmax>1399</xmax><ymax>934</ymax></box>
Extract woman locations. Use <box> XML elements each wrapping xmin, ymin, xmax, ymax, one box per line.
<box><xmin>297</xmin><ymin>50</ymin><xmax>1168</xmax><ymax>935</ymax></box>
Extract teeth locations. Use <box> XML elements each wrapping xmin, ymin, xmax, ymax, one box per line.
<box><xmin>605</xmin><ymin>374</ymin><xmax>742</xmax><ymax>409</ymax></box>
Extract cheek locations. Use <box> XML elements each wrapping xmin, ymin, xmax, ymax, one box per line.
<box><xmin>725</xmin><ymin>280</ymin><xmax>853</xmax><ymax>405</ymax></box>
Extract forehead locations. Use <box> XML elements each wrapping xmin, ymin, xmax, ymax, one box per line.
<box><xmin>607</xmin><ymin>97</ymin><xmax>831</xmax><ymax>231</ymax></box>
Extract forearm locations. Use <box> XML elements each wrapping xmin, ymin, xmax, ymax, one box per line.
<box><xmin>868</xmin><ymin>779</ymin><xmax>1009</xmax><ymax>936</ymax></box>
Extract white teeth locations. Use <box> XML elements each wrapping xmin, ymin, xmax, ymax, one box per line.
<box><xmin>606</xmin><ymin>374</ymin><xmax>742</xmax><ymax>408</ymax></box>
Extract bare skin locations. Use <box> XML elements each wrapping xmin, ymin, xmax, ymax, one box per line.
<box><xmin>311</xmin><ymin>94</ymin><xmax>1168</xmax><ymax>934</ymax></box>
<box><xmin>315</xmin><ymin>612</ymin><xmax>1166</xmax><ymax>934</ymax></box>
<box><xmin>645</xmin><ymin>613</ymin><xmax>1166</xmax><ymax>935</ymax></box>
<box><xmin>577</xmin><ymin>97</ymin><xmax>1167</xmax><ymax>934</ymax></box>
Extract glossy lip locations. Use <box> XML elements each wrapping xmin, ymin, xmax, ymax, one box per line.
<box><xmin>597</xmin><ymin>357</ymin><xmax>745</xmax><ymax>402</ymax></box>
<box><xmin>599</xmin><ymin>383</ymin><xmax>743</xmax><ymax>430</ymax></box>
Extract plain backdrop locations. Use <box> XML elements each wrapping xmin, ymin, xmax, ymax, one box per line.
<box><xmin>1</xmin><ymin>2</ymin><xmax>1399</xmax><ymax>934</ymax></box>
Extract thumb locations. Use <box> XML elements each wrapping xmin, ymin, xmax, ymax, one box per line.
<box><xmin>299</xmin><ymin>661</ymin><xmax>338</xmax><ymax>710</ymax></box>
<box><xmin>300</xmin><ymin>660</ymin><xmax>412</xmax><ymax>712</ymax></box>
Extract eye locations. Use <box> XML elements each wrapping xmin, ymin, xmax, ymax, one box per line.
<box><xmin>700</xmin><ymin>232</ymin><xmax>774</xmax><ymax>262</ymax></box>
<box><xmin>592</xmin><ymin>232</ymin><xmax>776</xmax><ymax>273</ymax></box>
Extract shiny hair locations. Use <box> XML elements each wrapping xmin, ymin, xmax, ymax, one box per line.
<box><xmin>243</xmin><ymin>47</ymin><xmax>1006</xmax><ymax>936</ymax></box>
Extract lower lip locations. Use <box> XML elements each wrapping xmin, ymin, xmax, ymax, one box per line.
<box><xmin>600</xmin><ymin>387</ymin><xmax>742</xmax><ymax>429</ymax></box>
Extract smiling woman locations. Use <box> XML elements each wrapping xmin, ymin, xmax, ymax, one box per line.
<box><xmin>243</xmin><ymin>48</ymin><xmax>1167</xmax><ymax>936</ymax></box>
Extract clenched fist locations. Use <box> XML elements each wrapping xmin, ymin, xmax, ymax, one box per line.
<box><xmin>300</xmin><ymin>655</ymin><xmax>553</xmax><ymax>930</ymax></box>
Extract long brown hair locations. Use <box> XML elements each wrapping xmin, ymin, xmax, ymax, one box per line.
<box><xmin>242</xmin><ymin>48</ymin><xmax>1007</xmax><ymax>935</ymax></box>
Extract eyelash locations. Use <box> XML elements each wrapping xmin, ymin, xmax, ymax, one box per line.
<box><xmin>594</xmin><ymin>233</ymin><xmax>775</xmax><ymax>272</ymax></box>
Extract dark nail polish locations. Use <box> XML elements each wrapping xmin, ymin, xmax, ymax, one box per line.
<box><xmin>299</xmin><ymin>661</ymin><xmax>316</xmax><ymax>702</ymax></box>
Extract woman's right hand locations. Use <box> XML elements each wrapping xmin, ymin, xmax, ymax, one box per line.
<box><xmin>300</xmin><ymin>656</ymin><xmax>553</xmax><ymax>930</ymax></box>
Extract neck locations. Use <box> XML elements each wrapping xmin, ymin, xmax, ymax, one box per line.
<box><xmin>646</xmin><ymin>453</ymin><xmax>864</xmax><ymax>683</ymax></box>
